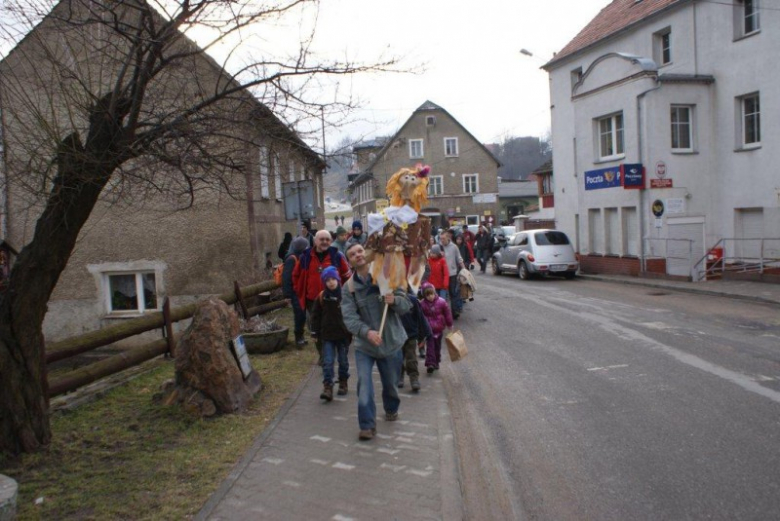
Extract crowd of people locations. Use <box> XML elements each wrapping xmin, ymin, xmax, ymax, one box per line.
<box><xmin>278</xmin><ymin>218</ymin><xmax>496</xmax><ymax>441</ymax></box>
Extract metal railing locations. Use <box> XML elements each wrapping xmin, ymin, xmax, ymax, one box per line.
<box><xmin>693</xmin><ymin>238</ymin><xmax>780</xmax><ymax>281</ymax></box>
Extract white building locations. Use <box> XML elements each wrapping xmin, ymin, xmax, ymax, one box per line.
<box><xmin>544</xmin><ymin>0</ymin><xmax>779</xmax><ymax>280</ymax></box>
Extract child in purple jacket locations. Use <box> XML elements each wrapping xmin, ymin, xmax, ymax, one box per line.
<box><xmin>419</xmin><ymin>282</ymin><xmax>453</xmax><ymax>373</ymax></box>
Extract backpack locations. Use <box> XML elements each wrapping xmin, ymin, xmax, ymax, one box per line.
<box><xmin>273</xmin><ymin>263</ymin><xmax>284</xmax><ymax>286</ymax></box>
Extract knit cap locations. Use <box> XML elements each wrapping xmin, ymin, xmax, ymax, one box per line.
<box><xmin>336</xmin><ymin>226</ymin><xmax>347</xmax><ymax>235</ymax></box>
<box><xmin>291</xmin><ymin>236</ymin><xmax>309</xmax><ymax>254</ymax></box>
<box><xmin>351</xmin><ymin>220</ymin><xmax>363</xmax><ymax>230</ymax></box>
<box><xmin>320</xmin><ymin>266</ymin><xmax>340</xmax><ymax>285</ymax></box>
<box><xmin>431</xmin><ymin>245</ymin><xmax>442</xmax><ymax>256</ymax></box>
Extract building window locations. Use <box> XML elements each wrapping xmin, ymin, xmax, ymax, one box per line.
<box><xmin>654</xmin><ymin>28</ymin><xmax>672</xmax><ymax>65</ymax></box>
<box><xmin>466</xmin><ymin>215</ymin><xmax>479</xmax><ymax>226</ymax></box>
<box><xmin>588</xmin><ymin>208</ymin><xmax>602</xmax><ymax>254</ymax></box>
<box><xmin>570</xmin><ymin>67</ymin><xmax>583</xmax><ymax>90</ymax></box>
<box><xmin>273</xmin><ymin>153</ymin><xmax>282</xmax><ymax>200</ymax></box>
<box><xmin>671</xmin><ymin>105</ymin><xmax>693</xmax><ymax>151</ymax></box>
<box><xmin>744</xmin><ymin>0</ymin><xmax>760</xmax><ymax>34</ymax></box>
<box><xmin>541</xmin><ymin>174</ymin><xmax>553</xmax><ymax>194</ymax></box>
<box><xmin>259</xmin><ymin>146</ymin><xmax>270</xmax><ymax>198</ymax></box>
<box><xmin>288</xmin><ymin>160</ymin><xmax>296</xmax><ymax>183</ymax></box>
<box><xmin>597</xmin><ymin>113</ymin><xmax>624</xmax><ymax>160</ymax></box>
<box><xmin>605</xmin><ymin>207</ymin><xmax>619</xmax><ymax>255</ymax></box>
<box><xmin>106</xmin><ymin>272</ymin><xmax>158</xmax><ymax>313</ymax></box>
<box><xmin>739</xmin><ymin>93</ymin><xmax>761</xmax><ymax>147</ymax></box>
<box><xmin>428</xmin><ymin>175</ymin><xmax>443</xmax><ymax>196</ymax></box>
<box><xmin>463</xmin><ymin>173</ymin><xmax>479</xmax><ymax>194</ymax></box>
<box><xmin>444</xmin><ymin>137</ymin><xmax>459</xmax><ymax>157</ymax></box>
<box><xmin>426</xmin><ymin>116</ymin><xmax>436</xmax><ymax>126</ymax></box>
<box><xmin>409</xmin><ymin>139</ymin><xmax>424</xmax><ymax>158</ymax></box>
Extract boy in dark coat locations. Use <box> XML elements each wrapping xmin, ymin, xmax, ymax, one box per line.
<box><xmin>397</xmin><ymin>290</ymin><xmax>432</xmax><ymax>392</ymax></box>
<box><xmin>310</xmin><ymin>266</ymin><xmax>351</xmax><ymax>401</ymax></box>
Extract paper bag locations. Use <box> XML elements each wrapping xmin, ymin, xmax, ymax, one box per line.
<box><xmin>445</xmin><ymin>330</ymin><xmax>468</xmax><ymax>362</ymax></box>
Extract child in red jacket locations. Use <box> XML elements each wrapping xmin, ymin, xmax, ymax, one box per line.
<box><xmin>427</xmin><ymin>245</ymin><xmax>450</xmax><ymax>301</ymax></box>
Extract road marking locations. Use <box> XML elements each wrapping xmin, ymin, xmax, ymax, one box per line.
<box><xmin>261</xmin><ymin>457</ymin><xmax>284</xmax><ymax>465</ymax></box>
<box><xmin>332</xmin><ymin>462</ymin><xmax>355</xmax><ymax>470</ymax></box>
<box><xmin>377</xmin><ymin>447</ymin><xmax>400</xmax><ymax>455</ymax></box>
<box><xmin>587</xmin><ymin>364</ymin><xmax>629</xmax><ymax>372</ymax></box>
<box><xmin>380</xmin><ymin>463</ymin><xmax>407</xmax><ymax>472</ymax></box>
<box><xmin>310</xmin><ymin>458</ymin><xmax>329</xmax><ymax>466</ymax></box>
<box><xmin>333</xmin><ymin>515</ymin><xmax>355</xmax><ymax>521</ymax></box>
<box><xmin>310</xmin><ymin>435</ymin><xmax>331</xmax><ymax>443</ymax></box>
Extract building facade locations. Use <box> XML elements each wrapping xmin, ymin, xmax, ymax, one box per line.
<box><xmin>349</xmin><ymin>101</ymin><xmax>501</xmax><ymax>229</ymax></box>
<box><xmin>544</xmin><ymin>0</ymin><xmax>779</xmax><ymax>279</ymax></box>
<box><xmin>0</xmin><ymin>1</ymin><xmax>324</xmax><ymax>342</ymax></box>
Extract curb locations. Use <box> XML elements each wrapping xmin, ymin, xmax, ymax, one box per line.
<box><xmin>577</xmin><ymin>274</ymin><xmax>780</xmax><ymax>307</ymax></box>
<box><xmin>194</xmin><ymin>363</ymin><xmax>317</xmax><ymax>521</ymax></box>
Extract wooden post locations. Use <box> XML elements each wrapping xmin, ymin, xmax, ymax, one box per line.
<box><xmin>234</xmin><ymin>280</ymin><xmax>248</xmax><ymax>319</ymax></box>
<box><xmin>378</xmin><ymin>303</ymin><xmax>389</xmax><ymax>338</ymax></box>
<box><xmin>162</xmin><ymin>297</ymin><xmax>175</xmax><ymax>357</ymax></box>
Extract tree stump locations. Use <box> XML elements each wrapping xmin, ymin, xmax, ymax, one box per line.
<box><xmin>155</xmin><ymin>298</ymin><xmax>262</xmax><ymax>416</ymax></box>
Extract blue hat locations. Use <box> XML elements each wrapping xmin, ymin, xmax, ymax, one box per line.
<box><xmin>351</xmin><ymin>220</ymin><xmax>363</xmax><ymax>230</ymax></box>
<box><xmin>321</xmin><ymin>266</ymin><xmax>340</xmax><ymax>285</ymax></box>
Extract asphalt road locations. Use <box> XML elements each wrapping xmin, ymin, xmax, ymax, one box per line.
<box><xmin>444</xmin><ymin>272</ymin><xmax>780</xmax><ymax>521</ymax></box>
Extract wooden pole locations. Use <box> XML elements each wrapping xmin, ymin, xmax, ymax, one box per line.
<box><xmin>378</xmin><ymin>303</ymin><xmax>389</xmax><ymax>338</ymax></box>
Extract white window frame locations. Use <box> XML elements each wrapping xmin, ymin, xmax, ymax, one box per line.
<box><xmin>739</xmin><ymin>93</ymin><xmax>761</xmax><ymax>148</ymax></box>
<box><xmin>259</xmin><ymin>146</ymin><xmax>270</xmax><ymax>199</ymax></box>
<box><xmin>409</xmin><ymin>139</ymin><xmax>424</xmax><ymax>159</ymax></box>
<box><xmin>444</xmin><ymin>137</ymin><xmax>459</xmax><ymax>157</ymax></box>
<box><xmin>273</xmin><ymin>153</ymin><xmax>282</xmax><ymax>201</ymax></box>
<box><xmin>428</xmin><ymin>175</ymin><xmax>443</xmax><ymax>197</ymax></box>
<box><xmin>744</xmin><ymin>0</ymin><xmax>760</xmax><ymax>35</ymax></box>
<box><xmin>671</xmin><ymin>105</ymin><xmax>694</xmax><ymax>152</ymax></box>
<box><xmin>104</xmin><ymin>271</ymin><xmax>159</xmax><ymax>315</ymax></box>
<box><xmin>288</xmin><ymin>160</ymin><xmax>296</xmax><ymax>183</ymax></box>
<box><xmin>463</xmin><ymin>173</ymin><xmax>479</xmax><ymax>194</ymax></box>
<box><xmin>654</xmin><ymin>28</ymin><xmax>672</xmax><ymax>66</ymax></box>
<box><xmin>596</xmin><ymin>112</ymin><xmax>625</xmax><ymax>161</ymax></box>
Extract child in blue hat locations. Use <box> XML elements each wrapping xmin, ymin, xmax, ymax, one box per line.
<box><xmin>310</xmin><ymin>266</ymin><xmax>352</xmax><ymax>401</ymax></box>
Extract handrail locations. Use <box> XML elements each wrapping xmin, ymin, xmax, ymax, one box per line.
<box><xmin>693</xmin><ymin>238</ymin><xmax>780</xmax><ymax>281</ymax></box>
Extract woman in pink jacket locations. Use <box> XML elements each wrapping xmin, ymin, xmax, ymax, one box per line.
<box><xmin>419</xmin><ymin>282</ymin><xmax>453</xmax><ymax>373</ymax></box>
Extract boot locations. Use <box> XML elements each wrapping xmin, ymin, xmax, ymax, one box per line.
<box><xmin>295</xmin><ymin>333</ymin><xmax>307</xmax><ymax>348</ymax></box>
<box><xmin>410</xmin><ymin>377</ymin><xmax>421</xmax><ymax>392</ymax></box>
<box><xmin>320</xmin><ymin>384</ymin><xmax>333</xmax><ymax>402</ymax></box>
<box><xmin>337</xmin><ymin>378</ymin><xmax>348</xmax><ymax>396</ymax></box>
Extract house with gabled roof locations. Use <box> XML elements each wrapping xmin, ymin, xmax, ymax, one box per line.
<box><xmin>349</xmin><ymin>101</ymin><xmax>502</xmax><ymax>229</ymax></box>
<box><xmin>0</xmin><ymin>0</ymin><xmax>325</xmax><ymax>342</ymax></box>
<box><xmin>544</xmin><ymin>0</ymin><xmax>778</xmax><ymax>280</ymax></box>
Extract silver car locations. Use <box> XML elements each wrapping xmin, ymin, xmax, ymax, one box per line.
<box><xmin>492</xmin><ymin>229</ymin><xmax>579</xmax><ymax>280</ymax></box>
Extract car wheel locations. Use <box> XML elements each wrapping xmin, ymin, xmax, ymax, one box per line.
<box><xmin>491</xmin><ymin>258</ymin><xmax>502</xmax><ymax>276</ymax></box>
<box><xmin>564</xmin><ymin>271</ymin><xmax>576</xmax><ymax>280</ymax></box>
<box><xmin>518</xmin><ymin>262</ymin><xmax>530</xmax><ymax>280</ymax></box>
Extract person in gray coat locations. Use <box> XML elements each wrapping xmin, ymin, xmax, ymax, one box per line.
<box><xmin>341</xmin><ymin>243</ymin><xmax>411</xmax><ymax>441</ymax></box>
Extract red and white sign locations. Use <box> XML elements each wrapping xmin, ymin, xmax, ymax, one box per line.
<box><xmin>655</xmin><ymin>160</ymin><xmax>667</xmax><ymax>178</ymax></box>
<box><xmin>650</xmin><ymin>178</ymin><xmax>673</xmax><ymax>188</ymax></box>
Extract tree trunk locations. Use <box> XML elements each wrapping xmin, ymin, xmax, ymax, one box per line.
<box><xmin>0</xmin><ymin>134</ymin><xmax>115</xmax><ymax>455</ymax></box>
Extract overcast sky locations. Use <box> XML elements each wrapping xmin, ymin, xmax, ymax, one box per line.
<box><xmin>308</xmin><ymin>0</ymin><xmax>612</xmax><ymax>147</ymax></box>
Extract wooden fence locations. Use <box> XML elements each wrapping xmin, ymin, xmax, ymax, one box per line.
<box><xmin>46</xmin><ymin>279</ymin><xmax>285</xmax><ymax>397</ymax></box>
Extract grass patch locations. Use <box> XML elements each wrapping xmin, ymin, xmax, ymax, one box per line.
<box><xmin>2</xmin><ymin>309</ymin><xmax>316</xmax><ymax>520</ymax></box>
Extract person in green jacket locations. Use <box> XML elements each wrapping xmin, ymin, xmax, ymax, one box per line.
<box><xmin>342</xmin><ymin>243</ymin><xmax>411</xmax><ymax>441</ymax></box>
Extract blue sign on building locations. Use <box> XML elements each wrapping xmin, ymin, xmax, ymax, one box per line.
<box><xmin>621</xmin><ymin>163</ymin><xmax>644</xmax><ymax>189</ymax></box>
<box><xmin>584</xmin><ymin>167</ymin><xmax>621</xmax><ymax>190</ymax></box>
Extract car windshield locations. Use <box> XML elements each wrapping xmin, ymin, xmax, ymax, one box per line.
<box><xmin>535</xmin><ymin>231</ymin><xmax>570</xmax><ymax>246</ymax></box>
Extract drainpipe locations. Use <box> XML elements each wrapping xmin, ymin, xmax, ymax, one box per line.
<box><xmin>0</xmin><ymin>84</ymin><xmax>8</xmax><ymax>242</ymax></box>
<box><xmin>636</xmin><ymin>78</ymin><xmax>661</xmax><ymax>272</ymax></box>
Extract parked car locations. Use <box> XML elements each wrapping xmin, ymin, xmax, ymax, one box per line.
<box><xmin>492</xmin><ymin>229</ymin><xmax>578</xmax><ymax>279</ymax></box>
<box><xmin>492</xmin><ymin>225</ymin><xmax>517</xmax><ymax>251</ymax></box>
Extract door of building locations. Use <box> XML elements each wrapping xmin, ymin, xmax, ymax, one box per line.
<box><xmin>666</xmin><ymin>221</ymin><xmax>704</xmax><ymax>278</ymax></box>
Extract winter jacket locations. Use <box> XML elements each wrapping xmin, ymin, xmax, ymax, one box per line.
<box><xmin>400</xmin><ymin>293</ymin><xmax>432</xmax><ymax>343</ymax></box>
<box><xmin>341</xmin><ymin>272</ymin><xmax>410</xmax><ymax>358</ymax></box>
<box><xmin>292</xmin><ymin>247</ymin><xmax>351</xmax><ymax>308</ymax></box>
<box><xmin>457</xmin><ymin>242</ymin><xmax>473</xmax><ymax>265</ymax></box>
<box><xmin>475</xmin><ymin>231</ymin><xmax>492</xmax><ymax>251</ymax></box>
<box><xmin>427</xmin><ymin>256</ymin><xmax>450</xmax><ymax>290</ymax></box>
<box><xmin>345</xmin><ymin>232</ymin><xmax>367</xmax><ymax>250</ymax></box>
<box><xmin>441</xmin><ymin>242</ymin><xmax>463</xmax><ymax>277</ymax></box>
<box><xmin>281</xmin><ymin>253</ymin><xmax>299</xmax><ymax>299</ymax></box>
<box><xmin>310</xmin><ymin>292</ymin><xmax>352</xmax><ymax>342</ymax></box>
<box><xmin>419</xmin><ymin>287</ymin><xmax>453</xmax><ymax>336</ymax></box>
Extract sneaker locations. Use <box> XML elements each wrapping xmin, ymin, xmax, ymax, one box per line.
<box><xmin>320</xmin><ymin>384</ymin><xmax>333</xmax><ymax>402</ymax></box>
<box><xmin>418</xmin><ymin>349</ymin><xmax>425</xmax><ymax>359</ymax></box>
<box><xmin>426</xmin><ymin>367</ymin><xmax>434</xmax><ymax>374</ymax></box>
<box><xmin>410</xmin><ymin>378</ymin><xmax>421</xmax><ymax>392</ymax></box>
<box><xmin>397</xmin><ymin>379</ymin><xmax>404</xmax><ymax>388</ymax></box>
<box><xmin>358</xmin><ymin>429</ymin><xmax>375</xmax><ymax>441</ymax></box>
<box><xmin>337</xmin><ymin>379</ymin><xmax>348</xmax><ymax>396</ymax></box>
<box><xmin>385</xmin><ymin>411</ymin><xmax>399</xmax><ymax>421</ymax></box>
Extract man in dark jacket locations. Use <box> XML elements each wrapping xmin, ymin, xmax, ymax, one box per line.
<box><xmin>283</xmin><ymin>237</ymin><xmax>310</xmax><ymax>346</ymax></box>
<box><xmin>397</xmin><ymin>291</ymin><xmax>431</xmax><ymax>392</ymax></box>
<box><xmin>474</xmin><ymin>225</ymin><xmax>493</xmax><ymax>274</ymax></box>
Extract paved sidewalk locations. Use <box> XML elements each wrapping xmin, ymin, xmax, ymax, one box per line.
<box><xmin>578</xmin><ymin>273</ymin><xmax>780</xmax><ymax>306</ymax></box>
<box><xmin>196</xmin><ymin>352</ymin><xmax>463</xmax><ymax>520</ymax></box>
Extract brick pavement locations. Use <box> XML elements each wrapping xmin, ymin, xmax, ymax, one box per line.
<box><xmin>196</xmin><ymin>352</ymin><xmax>463</xmax><ymax>520</ymax></box>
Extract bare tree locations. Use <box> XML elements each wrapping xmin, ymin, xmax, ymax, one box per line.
<box><xmin>494</xmin><ymin>135</ymin><xmax>552</xmax><ymax>180</ymax></box>
<box><xmin>0</xmin><ymin>0</ymin><xmax>401</xmax><ymax>455</ymax></box>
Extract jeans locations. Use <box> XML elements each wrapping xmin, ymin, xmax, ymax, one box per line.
<box><xmin>322</xmin><ymin>340</ymin><xmax>349</xmax><ymax>385</ymax></box>
<box><xmin>476</xmin><ymin>248</ymin><xmax>489</xmax><ymax>272</ymax></box>
<box><xmin>437</xmin><ymin>289</ymin><xmax>449</xmax><ymax>303</ymax></box>
<box><xmin>291</xmin><ymin>296</ymin><xmax>306</xmax><ymax>337</ymax></box>
<box><xmin>448</xmin><ymin>275</ymin><xmax>462</xmax><ymax>314</ymax></box>
<box><xmin>355</xmin><ymin>349</ymin><xmax>401</xmax><ymax>430</ymax></box>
